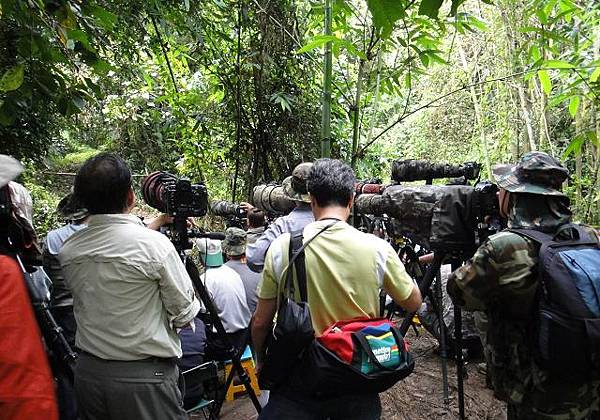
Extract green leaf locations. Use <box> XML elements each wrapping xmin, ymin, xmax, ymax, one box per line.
<box><xmin>88</xmin><ymin>6</ymin><xmax>117</xmax><ymax>31</ymax></box>
<box><xmin>535</xmin><ymin>8</ymin><xmax>548</xmax><ymax>24</ymax></box>
<box><xmin>419</xmin><ymin>0</ymin><xmax>444</xmax><ymax>18</ymax></box>
<box><xmin>529</xmin><ymin>45</ymin><xmax>541</xmax><ymax>61</ymax></box>
<box><xmin>0</xmin><ymin>64</ymin><xmax>25</xmax><ymax>92</ymax></box>
<box><xmin>568</xmin><ymin>95</ymin><xmax>580</xmax><ymax>118</ymax></box>
<box><xmin>543</xmin><ymin>59</ymin><xmax>574</xmax><ymax>69</ymax></box>
<box><xmin>538</xmin><ymin>70</ymin><xmax>551</xmax><ymax>95</ymax></box>
<box><xmin>562</xmin><ymin>133</ymin><xmax>585</xmax><ymax>159</ymax></box>
<box><xmin>296</xmin><ymin>35</ymin><xmax>367</xmax><ymax>60</ymax></box>
<box><xmin>67</xmin><ymin>29</ymin><xmax>94</xmax><ymax>52</ymax></box>
<box><xmin>590</xmin><ymin>66</ymin><xmax>600</xmax><ymax>83</ymax></box>
<box><xmin>547</xmin><ymin>91</ymin><xmax>571</xmax><ymax>107</ymax></box>
<box><xmin>367</xmin><ymin>0</ymin><xmax>406</xmax><ymax>39</ymax></box>
<box><xmin>467</xmin><ymin>15</ymin><xmax>488</xmax><ymax>31</ymax></box>
<box><xmin>91</xmin><ymin>59</ymin><xmax>111</xmax><ymax>75</ymax></box>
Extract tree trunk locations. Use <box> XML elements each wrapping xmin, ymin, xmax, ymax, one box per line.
<box><xmin>575</xmin><ymin>101</ymin><xmax>585</xmax><ymax>215</ymax></box>
<box><xmin>364</xmin><ymin>50</ymin><xmax>383</xmax><ymax>150</ymax></box>
<box><xmin>321</xmin><ymin>0</ymin><xmax>332</xmax><ymax>158</ymax></box>
<box><xmin>350</xmin><ymin>59</ymin><xmax>366</xmax><ymax>168</ymax></box>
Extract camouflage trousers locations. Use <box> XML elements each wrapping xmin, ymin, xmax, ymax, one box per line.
<box><xmin>507</xmin><ymin>380</ymin><xmax>600</xmax><ymax>420</ymax></box>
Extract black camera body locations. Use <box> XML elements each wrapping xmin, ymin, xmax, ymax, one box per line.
<box><xmin>166</xmin><ymin>178</ymin><xmax>208</xmax><ymax>218</ymax></box>
<box><xmin>209</xmin><ymin>200</ymin><xmax>247</xmax><ymax>229</ymax></box>
<box><xmin>142</xmin><ymin>171</ymin><xmax>208</xmax><ymax>219</ymax></box>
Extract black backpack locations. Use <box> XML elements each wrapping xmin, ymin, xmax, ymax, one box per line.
<box><xmin>510</xmin><ymin>224</ymin><xmax>600</xmax><ymax>380</ymax></box>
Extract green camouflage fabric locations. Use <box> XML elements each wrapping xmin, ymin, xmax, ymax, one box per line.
<box><xmin>222</xmin><ymin>227</ymin><xmax>246</xmax><ymax>256</ymax></box>
<box><xmin>447</xmin><ymin>191</ymin><xmax>600</xmax><ymax>419</ymax></box>
<box><xmin>506</xmin><ymin>193</ymin><xmax>572</xmax><ymax>232</ymax></box>
<box><xmin>493</xmin><ymin>151</ymin><xmax>569</xmax><ymax>197</ymax></box>
<box><xmin>282</xmin><ymin>162</ymin><xmax>312</xmax><ymax>203</ymax></box>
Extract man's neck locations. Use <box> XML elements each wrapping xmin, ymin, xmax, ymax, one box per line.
<box><xmin>312</xmin><ymin>205</ymin><xmax>349</xmax><ymax>222</ymax></box>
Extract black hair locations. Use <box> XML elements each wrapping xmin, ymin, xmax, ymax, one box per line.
<box><xmin>306</xmin><ymin>158</ymin><xmax>356</xmax><ymax>207</ymax></box>
<box><xmin>247</xmin><ymin>208</ymin><xmax>265</xmax><ymax>228</ymax></box>
<box><xmin>74</xmin><ymin>153</ymin><xmax>132</xmax><ymax>214</ymax></box>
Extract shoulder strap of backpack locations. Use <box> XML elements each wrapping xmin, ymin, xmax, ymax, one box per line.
<box><xmin>285</xmin><ymin>221</ymin><xmax>338</xmax><ymax>302</ymax></box>
<box><xmin>287</xmin><ymin>230</ymin><xmax>306</xmax><ymax>301</ymax></box>
<box><xmin>506</xmin><ymin>228</ymin><xmax>552</xmax><ymax>245</ymax></box>
<box><xmin>509</xmin><ymin>224</ymin><xmax>598</xmax><ymax>248</ymax></box>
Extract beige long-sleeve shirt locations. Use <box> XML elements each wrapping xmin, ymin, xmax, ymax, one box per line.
<box><xmin>59</xmin><ymin>214</ymin><xmax>200</xmax><ymax>360</ymax></box>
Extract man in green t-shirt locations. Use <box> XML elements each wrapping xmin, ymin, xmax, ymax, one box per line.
<box><xmin>252</xmin><ymin>158</ymin><xmax>421</xmax><ymax>419</ymax></box>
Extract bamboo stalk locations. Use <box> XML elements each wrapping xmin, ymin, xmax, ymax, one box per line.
<box><xmin>321</xmin><ymin>0</ymin><xmax>333</xmax><ymax>158</ymax></box>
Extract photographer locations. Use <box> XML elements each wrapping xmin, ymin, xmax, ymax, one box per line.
<box><xmin>42</xmin><ymin>193</ymin><xmax>89</xmax><ymax>420</ymax></box>
<box><xmin>448</xmin><ymin>152</ymin><xmax>600</xmax><ymax>419</ymax></box>
<box><xmin>252</xmin><ymin>158</ymin><xmax>421</xmax><ymax>419</ymax></box>
<box><xmin>58</xmin><ymin>153</ymin><xmax>200</xmax><ymax>420</ymax></box>
<box><xmin>194</xmin><ymin>238</ymin><xmax>251</xmax><ymax>360</ymax></box>
<box><xmin>245</xmin><ymin>162</ymin><xmax>314</xmax><ymax>272</ymax></box>
<box><xmin>0</xmin><ymin>155</ymin><xmax>58</xmax><ymax>420</ymax></box>
<box><xmin>246</xmin><ymin>208</ymin><xmax>266</xmax><ymax>245</ymax></box>
<box><xmin>223</xmin><ymin>227</ymin><xmax>261</xmax><ymax>314</ymax></box>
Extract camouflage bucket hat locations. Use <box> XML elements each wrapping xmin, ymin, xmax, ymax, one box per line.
<box><xmin>283</xmin><ymin>162</ymin><xmax>312</xmax><ymax>203</ymax></box>
<box><xmin>222</xmin><ymin>227</ymin><xmax>247</xmax><ymax>256</ymax></box>
<box><xmin>492</xmin><ymin>151</ymin><xmax>569</xmax><ymax>197</ymax></box>
<box><xmin>57</xmin><ymin>193</ymin><xmax>89</xmax><ymax>221</ymax></box>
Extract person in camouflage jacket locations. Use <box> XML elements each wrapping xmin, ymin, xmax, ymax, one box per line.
<box><xmin>448</xmin><ymin>151</ymin><xmax>600</xmax><ymax>419</ymax></box>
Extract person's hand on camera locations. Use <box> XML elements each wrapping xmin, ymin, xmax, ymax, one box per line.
<box><xmin>240</xmin><ymin>202</ymin><xmax>255</xmax><ymax>212</ymax></box>
<box><xmin>147</xmin><ymin>214</ymin><xmax>174</xmax><ymax>231</ymax></box>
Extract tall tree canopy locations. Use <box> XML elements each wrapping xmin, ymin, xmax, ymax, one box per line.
<box><xmin>1</xmin><ymin>0</ymin><xmax>598</xmax><ymax>228</ymax></box>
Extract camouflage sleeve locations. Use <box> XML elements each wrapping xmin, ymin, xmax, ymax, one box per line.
<box><xmin>447</xmin><ymin>241</ymin><xmax>499</xmax><ymax>311</ymax></box>
<box><xmin>448</xmin><ymin>231</ymin><xmax>538</xmax><ymax>313</ymax></box>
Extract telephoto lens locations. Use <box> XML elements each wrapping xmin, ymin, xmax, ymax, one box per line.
<box><xmin>141</xmin><ymin>171</ymin><xmax>177</xmax><ymax>213</ymax></box>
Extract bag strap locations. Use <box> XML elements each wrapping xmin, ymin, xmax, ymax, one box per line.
<box><xmin>284</xmin><ymin>221</ymin><xmax>338</xmax><ymax>302</ymax></box>
<box><xmin>509</xmin><ymin>225</ymin><xmax>598</xmax><ymax>248</ymax></box>
<box><xmin>354</xmin><ymin>326</ymin><xmax>407</xmax><ymax>372</ymax></box>
<box><xmin>287</xmin><ymin>230</ymin><xmax>307</xmax><ymax>301</ymax></box>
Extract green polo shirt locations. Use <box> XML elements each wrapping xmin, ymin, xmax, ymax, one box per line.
<box><xmin>259</xmin><ymin>220</ymin><xmax>415</xmax><ymax>335</ymax></box>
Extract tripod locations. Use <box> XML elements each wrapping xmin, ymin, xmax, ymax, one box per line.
<box><xmin>399</xmin><ymin>251</ymin><xmax>467</xmax><ymax>420</ymax></box>
<box><xmin>170</xmin><ymin>216</ymin><xmax>261</xmax><ymax>419</ymax></box>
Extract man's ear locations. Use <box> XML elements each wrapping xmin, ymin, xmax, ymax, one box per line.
<box><xmin>126</xmin><ymin>187</ymin><xmax>135</xmax><ymax>210</ymax></box>
<box><xmin>348</xmin><ymin>192</ymin><xmax>355</xmax><ymax>209</ymax></box>
<box><xmin>309</xmin><ymin>192</ymin><xmax>317</xmax><ymax>209</ymax></box>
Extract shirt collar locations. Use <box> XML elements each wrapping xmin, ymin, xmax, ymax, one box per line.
<box><xmin>87</xmin><ymin>214</ymin><xmax>145</xmax><ymax>227</ymax></box>
<box><xmin>290</xmin><ymin>205</ymin><xmax>313</xmax><ymax>214</ymax></box>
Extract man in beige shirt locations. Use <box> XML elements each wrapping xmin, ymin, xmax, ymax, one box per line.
<box><xmin>59</xmin><ymin>153</ymin><xmax>200</xmax><ymax>420</ymax></box>
<box><xmin>252</xmin><ymin>159</ymin><xmax>421</xmax><ymax>419</ymax></box>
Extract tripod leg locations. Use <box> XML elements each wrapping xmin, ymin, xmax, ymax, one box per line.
<box><xmin>454</xmin><ymin>306</ymin><xmax>466</xmax><ymax>420</ymax></box>
<box><xmin>210</xmin><ymin>363</ymin><xmax>237</xmax><ymax>419</ymax></box>
<box><xmin>185</xmin><ymin>258</ymin><xmax>262</xmax><ymax>416</ymax></box>
<box><xmin>399</xmin><ymin>252</ymin><xmax>446</xmax><ymax>335</ymax></box>
<box><xmin>433</xmin><ymin>271</ymin><xmax>450</xmax><ymax>406</ymax></box>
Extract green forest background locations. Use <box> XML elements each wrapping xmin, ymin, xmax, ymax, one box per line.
<box><xmin>1</xmin><ymin>0</ymin><xmax>599</xmax><ymax>235</ymax></box>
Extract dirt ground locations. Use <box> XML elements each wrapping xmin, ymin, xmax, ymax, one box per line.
<box><xmin>197</xmin><ymin>327</ymin><xmax>505</xmax><ymax>420</ymax></box>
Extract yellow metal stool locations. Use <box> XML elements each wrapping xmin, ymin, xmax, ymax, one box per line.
<box><xmin>224</xmin><ymin>346</ymin><xmax>261</xmax><ymax>401</ymax></box>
